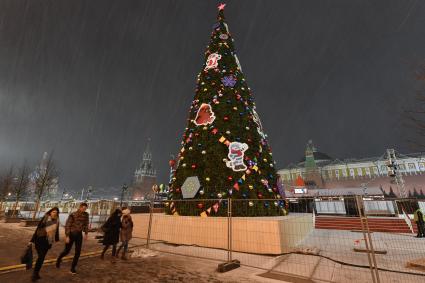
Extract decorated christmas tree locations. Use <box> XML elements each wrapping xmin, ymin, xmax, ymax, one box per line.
<box><xmin>167</xmin><ymin>4</ymin><xmax>286</xmax><ymax>216</ymax></box>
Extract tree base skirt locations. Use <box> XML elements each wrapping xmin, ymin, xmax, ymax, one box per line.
<box><xmin>132</xmin><ymin>213</ymin><xmax>313</xmax><ymax>255</ymax></box>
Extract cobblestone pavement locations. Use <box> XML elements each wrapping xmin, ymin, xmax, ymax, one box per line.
<box><xmin>0</xmin><ymin>222</ymin><xmax>104</xmax><ymax>268</ymax></box>
<box><xmin>0</xmin><ymin>251</ymin><xmax>274</xmax><ymax>283</ymax></box>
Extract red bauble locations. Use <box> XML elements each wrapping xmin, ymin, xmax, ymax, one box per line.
<box><xmin>228</xmin><ymin>176</ymin><xmax>233</xmax><ymax>181</ymax></box>
<box><xmin>223</xmin><ymin>116</ymin><xmax>229</xmax><ymax>121</ymax></box>
<box><xmin>211</xmin><ymin>128</ymin><xmax>218</xmax><ymax>134</ymax></box>
<box><xmin>197</xmin><ymin>203</ymin><xmax>204</xmax><ymax>209</ymax></box>
<box><xmin>257</xmin><ymin>192</ymin><xmax>263</xmax><ymax>199</ymax></box>
<box><xmin>191</xmin><ymin>164</ymin><xmax>197</xmax><ymax>169</ymax></box>
<box><xmin>169</xmin><ymin>159</ymin><xmax>176</xmax><ymax>167</ymax></box>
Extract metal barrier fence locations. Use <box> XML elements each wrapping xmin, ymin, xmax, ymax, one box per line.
<box><xmin>3</xmin><ymin>197</ymin><xmax>425</xmax><ymax>282</ymax></box>
<box><xmin>139</xmin><ymin>197</ymin><xmax>425</xmax><ymax>283</ymax></box>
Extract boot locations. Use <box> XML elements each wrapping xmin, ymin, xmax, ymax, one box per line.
<box><xmin>121</xmin><ymin>251</ymin><xmax>127</xmax><ymax>260</ymax></box>
<box><xmin>31</xmin><ymin>273</ymin><xmax>41</xmax><ymax>282</ymax></box>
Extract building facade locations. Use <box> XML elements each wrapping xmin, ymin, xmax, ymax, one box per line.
<box><xmin>278</xmin><ymin>140</ymin><xmax>425</xmax><ymax>197</ymax></box>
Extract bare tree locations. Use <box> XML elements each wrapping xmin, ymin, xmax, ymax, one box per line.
<box><xmin>11</xmin><ymin>163</ymin><xmax>30</xmax><ymax>217</ymax></box>
<box><xmin>32</xmin><ymin>152</ymin><xmax>59</xmax><ymax>219</ymax></box>
<box><xmin>0</xmin><ymin>167</ymin><xmax>14</xmax><ymax>212</ymax></box>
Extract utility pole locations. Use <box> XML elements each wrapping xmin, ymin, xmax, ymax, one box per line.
<box><xmin>386</xmin><ymin>149</ymin><xmax>407</xmax><ymax>198</ymax></box>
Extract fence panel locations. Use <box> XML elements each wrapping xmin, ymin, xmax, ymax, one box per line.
<box><xmin>365</xmin><ymin>198</ymin><xmax>425</xmax><ymax>283</ymax></box>
<box><xmin>229</xmin><ymin>197</ymin><xmax>377</xmax><ymax>282</ymax></box>
<box><xmin>145</xmin><ymin>199</ymin><xmax>228</xmax><ymax>262</ymax></box>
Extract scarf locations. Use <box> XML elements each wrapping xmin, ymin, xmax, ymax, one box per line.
<box><xmin>44</xmin><ymin>216</ymin><xmax>58</xmax><ymax>244</ymax></box>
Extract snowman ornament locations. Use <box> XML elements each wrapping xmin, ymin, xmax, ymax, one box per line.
<box><xmin>226</xmin><ymin>142</ymin><xmax>249</xmax><ymax>172</ymax></box>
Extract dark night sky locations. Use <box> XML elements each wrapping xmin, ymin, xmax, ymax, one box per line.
<box><xmin>0</xmin><ymin>0</ymin><xmax>424</xmax><ymax>193</ymax></box>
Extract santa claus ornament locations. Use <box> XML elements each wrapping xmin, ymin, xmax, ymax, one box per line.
<box><xmin>194</xmin><ymin>103</ymin><xmax>216</xmax><ymax>126</ymax></box>
<box><xmin>225</xmin><ymin>141</ymin><xmax>249</xmax><ymax>172</ymax></box>
<box><xmin>204</xmin><ymin>53</ymin><xmax>222</xmax><ymax>71</ymax></box>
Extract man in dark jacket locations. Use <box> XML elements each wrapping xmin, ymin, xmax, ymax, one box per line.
<box><xmin>56</xmin><ymin>203</ymin><xmax>89</xmax><ymax>274</ymax></box>
<box><xmin>414</xmin><ymin>208</ymin><xmax>425</xmax><ymax>238</ymax></box>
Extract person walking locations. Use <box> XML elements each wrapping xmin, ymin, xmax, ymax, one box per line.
<box><xmin>414</xmin><ymin>207</ymin><xmax>425</xmax><ymax>238</ymax></box>
<box><xmin>100</xmin><ymin>208</ymin><xmax>122</xmax><ymax>261</ymax></box>
<box><xmin>116</xmin><ymin>208</ymin><xmax>133</xmax><ymax>260</ymax></box>
<box><xmin>30</xmin><ymin>207</ymin><xmax>60</xmax><ymax>282</ymax></box>
<box><xmin>56</xmin><ymin>203</ymin><xmax>89</xmax><ymax>274</ymax></box>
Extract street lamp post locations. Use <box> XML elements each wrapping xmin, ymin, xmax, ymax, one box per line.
<box><xmin>120</xmin><ymin>184</ymin><xmax>128</xmax><ymax>208</ymax></box>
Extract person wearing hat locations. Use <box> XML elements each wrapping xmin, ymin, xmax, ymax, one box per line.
<box><xmin>116</xmin><ymin>207</ymin><xmax>133</xmax><ymax>260</ymax></box>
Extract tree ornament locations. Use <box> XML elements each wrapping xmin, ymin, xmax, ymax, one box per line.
<box><xmin>219</xmin><ymin>33</ymin><xmax>229</xmax><ymax>40</ymax></box>
<box><xmin>226</xmin><ymin>130</ymin><xmax>231</xmax><ymax>134</ymax></box>
<box><xmin>189</xmin><ymin>147</ymin><xmax>193</xmax><ymax>150</ymax></box>
<box><xmin>212</xmin><ymin>202</ymin><xmax>220</xmax><ymax>213</ymax></box>
<box><xmin>221</xmin><ymin>75</ymin><xmax>237</xmax><ymax>87</ymax></box>
<box><xmin>205</xmin><ymin>177</ymin><xmax>210</xmax><ymax>181</ymax></box>
<box><xmin>234</xmin><ymin>54</ymin><xmax>242</xmax><ymax>71</ymax></box>
<box><xmin>204</xmin><ymin>53</ymin><xmax>222</xmax><ymax>71</ymax></box>
<box><xmin>223</xmin><ymin>116</ymin><xmax>229</xmax><ymax>121</ymax></box>
<box><xmin>182</xmin><ymin>163</ymin><xmax>187</xmax><ymax>167</ymax></box>
<box><xmin>181</xmin><ymin>176</ymin><xmax>201</xmax><ymax>199</ymax></box>
<box><xmin>225</xmin><ymin>142</ymin><xmax>249</xmax><ymax>172</ymax></box>
<box><xmin>217</xmin><ymin>193</ymin><xmax>223</xmax><ymax>198</ymax></box>
<box><xmin>191</xmin><ymin>164</ymin><xmax>197</xmax><ymax>169</ymax></box>
<box><xmin>199</xmin><ymin>189</ymin><xmax>204</xmax><ymax>195</ymax></box>
<box><xmin>197</xmin><ymin>203</ymin><xmax>204</xmax><ymax>209</ymax></box>
<box><xmin>201</xmin><ymin>150</ymin><xmax>206</xmax><ymax>154</ymax></box>
<box><xmin>248</xmin><ymin>201</ymin><xmax>254</xmax><ymax>207</ymax></box>
<box><xmin>257</xmin><ymin>192</ymin><xmax>263</xmax><ymax>199</ymax></box>
<box><xmin>227</xmin><ymin>176</ymin><xmax>233</xmax><ymax>181</ymax></box>
<box><xmin>169</xmin><ymin>159</ymin><xmax>176</xmax><ymax>167</ymax></box>
<box><xmin>194</xmin><ymin>103</ymin><xmax>216</xmax><ymax>126</ymax></box>
<box><xmin>211</xmin><ymin>128</ymin><xmax>218</xmax><ymax>134</ymax></box>
<box><xmin>248</xmin><ymin>185</ymin><xmax>253</xmax><ymax>190</ymax></box>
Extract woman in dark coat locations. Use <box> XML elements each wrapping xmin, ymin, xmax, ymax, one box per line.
<box><xmin>30</xmin><ymin>207</ymin><xmax>60</xmax><ymax>282</ymax></box>
<box><xmin>100</xmin><ymin>208</ymin><xmax>122</xmax><ymax>260</ymax></box>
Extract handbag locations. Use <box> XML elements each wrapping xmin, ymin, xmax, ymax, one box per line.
<box><xmin>20</xmin><ymin>243</ymin><xmax>33</xmax><ymax>270</ymax></box>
